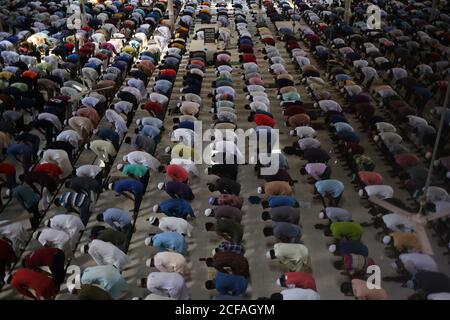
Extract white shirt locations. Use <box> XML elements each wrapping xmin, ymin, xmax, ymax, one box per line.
<box><xmin>249</xmin><ymin>101</ymin><xmax>269</xmax><ymax>112</ymax></box>
<box><xmin>38</xmin><ymin>112</ymin><xmax>62</xmax><ymax>131</ymax></box>
<box><xmin>49</xmin><ymin>214</ymin><xmax>85</xmax><ymax>248</ymax></box>
<box><xmin>375</xmin><ymin>122</ymin><xmax>397</xmax><ymax>133</ymax></box>
<box><xmin>280</xmin><ymin>288</ymin><xmax>320</xmax><ymax>300</ymax></box>
<box><xmin>37</xmin><ymin>228</ymin><xmax>70</xmax><ymax>250</ymax></box>
<box><xmin>153</xmin><ymin>252</ymin><xmax>187</xmax><ymax>274</ymax></box>
<box><xmin>42</xmin><ymin>149</ymin><xmax>73</xmax><ymax>179</ymax></box>
<box><xmin>171</xmin><ymin>128</ymin><xmax>196</xmax><ymax>147</ymax></box>
<box><xmin>159</xmin><ymin>216</ymin><xmax>193</xmax><ymax>237</ymax></box>
<box><xmin>298</xmin><ymin>138</ymin><xmax>321</xmax><ymax>150</ymax></box>
<box><xmin>150</xmin><ymin>92</ymin><xmax>169</xmax><ymax>105</ymax></box>
<box><xmin>140</xmin><ymin>117</ymin><xmax>163</xmax><ymax>129</ymax></box>
<box><xmin>380</xmin><ymin>132</ymin><xmax>402</xmax><ymax>145</ymax></box>
<box><xmin>123</xmin><ymin>151</ymin><xmax>161</xmax><ymax>171</ymax></box>
<box><xmin>428</xmin><ymin>292</ymin><xmax>450</xmax><ymax>300</ymax></box>
<box><xmin>293</xmin><ymin>126</ymin><xmax>316</xmax><ymax>138</ymax></box>
<box><xmin>318</xmin><ymin>100</ymin><xmax>342</xmax><ymax>112</ymax></box>
<box><xmin>0</xmin><ymin>220</ymin><xmax>28</xmax><ymax>253</ymax></box>
<box><xmin>88</xmin><ymin>239</ymin><xmax>129</xmax><ymax>271</ymax></box>
<box><xmin>81</xmin><ymin>97</ymin><xmax>100</xmax><ymax>108</ymax></box>
<box><xmin>57</xmin><ymin>130</ymin><xmax>82</xmax><ymax>149</ymax></box>
<box><xmin>146</xmin><ymin>272</ymin><xmax>190</xmax><ymax>300</ymax></box>
<box><xmin>114</xmin><ymin>101</ymin><xmax>133</xmax><ymax>115</ymax></box>
<box><xmin>364</xmin><ymin>185</ymin><xmax>394</xmax><ymax>199</ymax></box>
<box><xmin>76</xmin><ymin>165</ymin><xmax>102</xmax><ymax>178</ymax></box>
<box><xmin>105</xmin><ymin>109</ymin><xmax>127</xmax><ymax>137</ymax></box>
<box><xmin>399</xmin><ymin>253</ymin><xmax>438</xmax><ymax>275</ymax></box>
<box><xmin>407</xmin><ymin>115</ymin><xmax>428</xmax><ymax>129</ymax></box>
<box><xmin>382</xmin><ymin>213</ymin><xmax>414</xmax><ymax>232</ymax></box>
<box><xmin>211</xmin><ymin>140</ymin><xmax>244</xmax><ymax>161</ymax></box>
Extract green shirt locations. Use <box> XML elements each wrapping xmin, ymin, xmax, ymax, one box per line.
<box><xmin>330</xmin><ymin>222</ymin><xmax>363</xmax><ymax>241</ymax></box>
<box><xmin>216</xmin><ymin>219</ymin><xmax>243</xmax><ymax>244</ymax></box>
<box><xmin>122</xmin><ymin>164</ymin><xmax>148</xmax><ymax>178</ymax></box>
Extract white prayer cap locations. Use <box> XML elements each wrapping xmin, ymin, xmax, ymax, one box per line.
<box><xmin>204</xmin><ymin>208</ymin><xmax>213</xmax><ymax>217</ymax></box>
<box><xmin>328</xmin><ymin>244</ymin><xmax>336</xmax><ymax>253</ymax></box>
<box><xmin>157</xmin><ymin>182</ymin><xmax>165</xmax><ymax>190</ymax></box>
<box><xmin>318</xmin><ymin>211</ymin><xmax>325</xmax><ymax>219</ymax></box>
<box><xmin>382</xmin><ymin>235</ymin><xmax>392</xmax><ymax>245</ymax></box>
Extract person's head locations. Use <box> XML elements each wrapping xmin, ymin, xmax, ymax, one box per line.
<box><xmin>372</xmin><ymin>216</ymin><xmax>384</xmax><ymax>229</ymax></box>
<box><xmin>173</xmin><ymin>117</ymin><xmax>180</xmax><ymax>124</ymax></box>
<box><xmin>208</xmin><ymin>197</ymin><xmax>218</xmax><ymax>206</ymax></box>
<box><xmin>269</xmin><ymin>293</ymin><xmax>283</xmax><ymax>300</ymax></box>
<box><xmin>157</xmin><ymin>182</ymin><xmax>165</xmax><ymax>190</ymax></box>
<box><xmin>204</xmin><ymin>280</ymin><xmax>215</xmax><ymax>290</ymax></box>
<box><xmin>18</xmin><ymin>174</ymin><xmax>25</xmax><ymax>183</ymax></box>
<box><xmin>145</xmin><ymin>258</ymin><xmax>154</xmax><ymax>268</ymax></box>
<box><xmin>382</xmin><ymin>235</ymin><xmax>392</xmax><ymax>245</ymax></box>
<box><xmin>124</xmin><ymin>137</ymin><xmax>132</xmax><ymax>144</ymax></box>
<box><xmin>138</xmin><ymin>278</ymin><xmax>147</xmax><ymax>288</ymax></box>
<box><xmin>300</xmin><ymin>167</ymin><xmax>307</xmax><ymax>175</ymax></box>
<box><xmin>263</xmin><ymin>227</ymin><xmax>273</xmax><ymax>237</ymax></box>
<box><xmin>152</xmin><ymin>204</ymin><xmax>160</xmax><ymax>213</ymax></box>
<box><xmin>328</xmin><ymin>244</ymin><xmax>337</xmax><ymax>254</ymax></box>
<box><xmin>147</xmin><ymin>216</ymin><xmax>159</xmax><ymax>226</ymax></box>
<box><xmin>32</xmin><ymin>230</ymin><xmax>42</xmax><ymax>240</ymax></box>
<box><xmin>45</xmin><ymin>219</ymin><xmax>52</xmax><ymax>228</ymax></box>
<box><xmin>265</xmin><ymin>249</ymin><xmax>276</xmax><ymax>260</ymax></box>
<box><xmin>84</xmin><ymin>143</ymin><xmax>90</xmax><ymax>150</ymax></box>
<box><xmin>134</xmin><ymin>128</ymin><xmax>140</xmax><ymax>134</ymax></box>
<box><xmin>53</xmin><ymin>198</ymin><xmax>61</xmax><ymax>207</ymax></box>
<box><xmin>323</xmin><ymin>228</ymin><xmax>332</xmax><ymax>237</ymax></box>
<box><xmin>205</xmin><ymin>257</ymin><xmax>214</xmax><ymax>267</ymax></box>
<box><xmin>204</xmin><ymin>208</ymin><xmax>214</xmax><ymax>217</ymax></box>
<box><xmin>340</xmin><ymin>282</ymin><xmax>354</xmax><ymax>296</ymax></box>
<box><xmin>157</xmin><ymin>165</ymin><xmax>165</xmax><ymax>173</ymax></box>
<box><xmin>80</xmin><ymin>244</ymin><xmax>89</xmax><ymax>254</ymax></box>
<box><xmin>207</xmin><ymin>183</ymin><xmax>216</xmax><ymax>192</ymax></box>
<box><xmin>136</xmin><ymin>119</ymin><xmax>142</xmax><ymax>126</ymax></box>
<box><xmin>96</xmin><ymin>213</ymin><xmax>104</xmax><ymax>222</ymax></box>
<box><xmin>108</xmin><ymin>182</ymin><xmax>115</xmax><ymax>191</ymax></box>
<box><xmin>257</xmin><ymin>186</ymin><xmax>264</xmax><ymax>194</ymax></box>
<box><xmin>205</xmin><ymin>222</ymin><xmax>215</xmax><ymax>232</ymax></box>
<box><xmin>144</xmin><ymin>236</ymin><xmax>153</xmax><ymax>246</ymax></box>
<box><xmin>277</xmin><ymin>276</ymin><xmax>286</xmax><ymax>287</ymax></box>
<box><xmin>261</xmin><ymin>199</ymin><xmax>269</xmax><ymax>209</ymax></box>
<box><xmin>261</xmin><ymin>210</ymin><xmax>272</xmax><ymax>221</ymax></box>
<box><xmin>318</xmin><ymin>210</ymin><xmax>326</xmax><ymax>219</ymax></box>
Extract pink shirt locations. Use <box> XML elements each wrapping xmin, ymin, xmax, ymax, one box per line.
<box><xmin>305</xmin><ymin>163</ymin><xmax>327</xmax><ymax>180</ymax></box>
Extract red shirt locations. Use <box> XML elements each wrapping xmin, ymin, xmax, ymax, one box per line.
<box><xmin>261</xmin><ymin>38</ymin><xmax>275</xmax><ymax>46</ymax></box>
<box><xmin>160</xmin><ymin>69</ymin><xmax>177</xmax><ymax>78</ymax></box>
<box><xmin>0</xmin><ymin>238</ymin><xmax>16</xmax><ymax>264</ymax></box>
<box><xmin>143</xmin><ymin>101</ymin><xmax>164</xmax><ymax>115</ymax></box>
<box><xmin>283</xmin><ymin>105</ymin><xmax>305</xmax><ymax>117</ymax></box>
<box><xmin>0</xmin><ymin>162</ymin><xmax>16</xmax><ymax>176</ymax></box>
<box><xmin>358</xmin><ymin>171</ymin><xmax>383</xmax><ymax>186</ymax></box>
<box><xmin>284</xmin><ymin>272</ymin><xmax>317</xmax><ymax>291</ymax></box>
<box><xmin>22</xmin><ymin>248</ymin><xmax>62</xmax><ymax>268</ymax></box>
<box><xmin>166</xmin><ymin>164</ymin><xmax>189</xmax><ymax>183</ymax></box>
<box><xmin>254</xmin><ymin>114</ymin><xmax>275</xmax><ymax>127</ymax></box>
<box><xmin>395</xmin><ymin>153</ymin><xmax>419</xmax><ymax>169</ymax></box>
<box><xmin>239</xmin><ymin>44</ymin><xmax>254</xmax><ymax>53</ymax></box>
<box><xmin>11</xmin><ymin>268</ymin><xmax>58</xmax><ymax>300</ymax></box>
<box><xmin>346</xmin><ymin>142</ymin><xmax>365</xmax><ymax>155</ymax></box>
<box><xmin>33</xmin><ymin>163</ymin><xmax>63</xmax><ymax>178</ymax></box>
<box><xmin>242</xmin><ymin>53</ymin><xmax>257</xmax><ymax>63</ymax></box>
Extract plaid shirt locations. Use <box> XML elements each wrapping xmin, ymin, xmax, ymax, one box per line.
<box><xmin>216</xmin><ymin>241</ymin><xmax>245</xmax><ymax>256</ymax></box>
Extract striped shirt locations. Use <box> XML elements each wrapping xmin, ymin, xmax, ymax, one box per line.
<box><xmin>59</xmin><ymin>192</ymin><xmax>87</xmax><ymax>208</ymax></box>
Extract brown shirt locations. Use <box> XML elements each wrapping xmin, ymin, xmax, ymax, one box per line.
<box><xmin>351</xmin><ymin>279</ymin><xmax>388</xmax><ymax>300</ymax></box>
<box><xmin>391</xmin><ymin>232</ymin><xmax>422</xmax><ymax>252</ymax></box>
<box><xmin>212</xmin><ymin>251</ymin><xmax>250</xmax><ymax>278</ymax></box>
<box><xmin>264</xmin><ymin>181</ymin><xmax>293</xmax><ymax>196</ymax></box>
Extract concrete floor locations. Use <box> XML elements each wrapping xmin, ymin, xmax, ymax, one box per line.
<box><xmin>1</xmin><ymin>2</ymin><xmax>449</xmax><ymax>300</ymax></box>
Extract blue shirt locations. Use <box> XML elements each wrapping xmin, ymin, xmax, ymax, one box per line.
<box><xmin>13</xmin><ymin>185</ymin><xmax>39</xmax><ymax>209</ymax></box>
<box><xmin>152</xmin><ymin>232</ymin><xmax>187</xmax><ymax>255</ymax></box>
<box><xmin>7</xmin><ymin>143</ymin><xmax>31</xmax><ymax>157</ymax></box>
<box><xmin>139</xmin><ymin>125</ymin><xmax>161</xmax><ymax>139</ymax></box>
<box><xmin>177</xmin><ymin>121</ymin><xmax>195</xmax><ymax>131</ymax></box>
<box><xmin>267</xmin><ymin>195</ymin><xmax>297</xmax><ymax>208</ymax></box>
<box><xmin>103</xmin><ymin>208</ymin><xmax>132</xmax><ymax>229</ymax></box>
<box><xmin>334</xmin><ymin>122</ymin><xmax>354</xmax><ymax>133</ymax></box>
<box><xmin>213</xmin><ymin>272</ymin><xmax>248</xmax><ymax>296</ymax></box>
<box><xmin>114</xmin><ymin>179</ymin><xmax>144</xmax><ymax>198</ymax></box>
<box><xmin>159</xmin><ymin>198</ymin><xmax>194</xmax><ymax>219</ymax></box>
<box><xmin>81</xmin><ymin>265</ymin><xmax>129</xmax><ymax>300</ymax></box>
<box><xmin>336</xmin><ymin>240</ymin><xmax>369</xmax><ymax>257</ymax></box>
<box><xmin>97</xmin><ymin>128</ymin><xmax>120</xmax><ymax>151</ymax></box>
<box><xmin>164</xmin><ymin>181</ymin><xmax>194</xmax><ymax>200</ymax></box>
<box><xmin>315</xmin><ymin>180</ymin><xmax>345</xmax><ymax>198</ymax></box>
